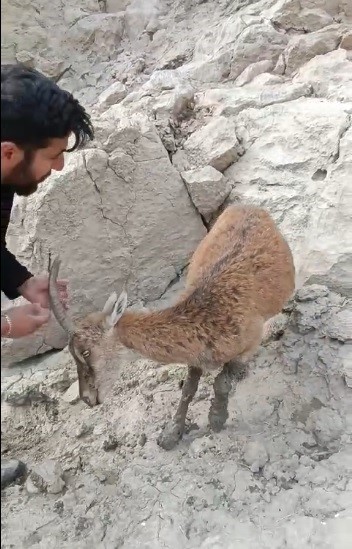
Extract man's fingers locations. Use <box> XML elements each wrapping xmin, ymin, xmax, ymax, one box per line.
<box><xmin>30</xmin><ymin>303</ymin><xmax>51</xmax><ymax>321</ymax></box>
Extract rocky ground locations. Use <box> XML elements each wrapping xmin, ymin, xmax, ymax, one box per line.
<box><xmin>1</xmin><ymin>0</ymin><xmax>352</xmax><ymax>547</ymax></box>
<box><xmin>1</xmin><ymin>286</ymin><xmax>352</xmax><ymax>548</ymax></box>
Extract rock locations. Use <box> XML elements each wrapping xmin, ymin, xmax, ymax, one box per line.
<box><xmin>26</xmin><ymin>460</ymin><xmax>65</xmax><ymax>494</ymax></box>
<box><xmin>296</xmin><ymin>285</ymin><xmax>329</xmax><ymax>302</ymax></box>
<box><xmin>226</xmin><ymin>99</ymin><xmax>352</xmax><ymax>296</ymax></box>
<box><xmin>278</xmin><ymin>25</ymin><xmax>344</xmax><ymax>76</ymax></box>
<box><xmin>1</xmin><ymin>349</ymin><xmax>77</xmax><ymax>405</ymax></box>
<box><xmin>306</xmin><ymin>408</ymin><xmax>345</xmax><ymax>446</ymax></box>
<box><xmin>268</xmin><ymin>1</ymin><xmax>334</xmax><ymax>33</ymax></box>
<box><xmin>4</xmin><ymin>112</ymin><xmax>205</xmax><ymax>365</ymax></box>
<box><xmin>68</xmin><ymin>13</ymin><xmax>125</xmax><ymax>61</ymax></box>
<box><xmin>229</xmin><ymin>22</ymin><xmax>288</xmax><ymax>80</ymax></box>
<box><xmin>182</xmin><ymin>116</ymin><xmax>243</xmax><ymax>172</ymax></box>
<box><xmin>152</xmin><ymin>87</ymin><xmax>194</xmax><ymax>120</ymax></box>
<box><xmin>97</xmin><ymin>81</ymin><xmax>127</xmax><ymax>110</ymax></box>
<box><xmin>294</xmin><ymin>49</ymin><xmax>352</xmax><ymax>101</ymax></box>
<box><xmin>124</xmin><ymin>0</ymin><xmax>159</xmax><ymax>41</ymax></box>
<box><xmin>339</xmin><ymin>344</ymin><xmax>352</xmax><ymax>388</ymax></box>
<box><xmin>235</xmin><ymin>60</ymin><xmax>274</xmax><ymax>87</ymax></box>
<box><xmin>106</xmin><ymin>0</ymin><xmax>130</xmax><ymax>11</ymax></box>
<box><xmin>1</xmin><ymin>459</ymin><xmax>27</xmax><ymax>490</ymax></box>
<box><xmin>61</xmin><ymin>380</ymin><xmax>80</xmax><ymax>404</ymax></box>
<box><xmin>195</xmin><ymin>77</ymin><xmax>312</xmax><ymax>117</ymax></box>
<box><xmin>243</xmin><ymin>441</ymin><xmax>268</xmax><ymax>472</ymax></box>
<box><xmin>340</xmin><ymin>31</ymin><xmax>352</xmax><ymax>51</ymax></box>
<box><xmin>323</xmin><ymin>310</ymin><xmax>352</xmax><ymax>342</ymax></box>
<box><xmin>181</xmin><ymin>166</ymin><xmax>231</xmax><ymax>218</ymax></box>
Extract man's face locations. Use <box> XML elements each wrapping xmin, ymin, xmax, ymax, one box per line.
<box><xmin>1</xmin><ymin>136</ymin><xmax>69</xmax><ymax>196</ymax></box>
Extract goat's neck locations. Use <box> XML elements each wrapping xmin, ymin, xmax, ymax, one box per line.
<box><xmin>115</xmin><ymin>303</ymin><xmax>206</xmax><ymax>365</ymax></box>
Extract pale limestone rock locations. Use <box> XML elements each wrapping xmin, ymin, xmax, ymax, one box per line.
<box><xmin>124</xmin><ymin>0</ymin><xmax>160</xmax><ymax>41</ymax></box>
<box><xmin>68</xmin><ymin>13</ymin><xmax>125</xmax><ymax>60</ymax></box>
<box><xmin>340</xmin><ymin>31</ymin><xmax>352</xmax><ymax>50</ymax></box>
<box><xmin>229</xmin><ymin>23</ymin><xmax>288</xmax><ymax>80</ymax></box>
<box><xmin>323</xmin><ymin>310</ymin><xmax>352</xmax><ymax>342</ymax></box>
<box><xmin>226</xmin><ymin>98</ymin><xmax>352</xmax><ymax>296</ymax></box>
<box><xmin>62</xmin><ymin>380</ymin><xmax>80</xmax><ymax>404</ymax></box>
<box><xmin>182</xmin><ymin>116</ymin><xmax>243</xmax><ymax>172</ymax></box>
<box><xmin>106</xmin><ymin>0</ymin><xmax>130</xmax><ymax>11</ymax></box>
<box><xmin>27</xmin><ymin>460</ymin><xmax>65</xmax><ymax>494</ymax></box>
<box><xmin>235</xmin><ymin>60</ymin><xmax>274</xmax><ymax>87</ymax></box>
<box><xmin>267</xmin><ymin>0</ymin><xmax>334</xmax><ymax>32</ymax></box>
<box><xmin>97</xmin><ymin>81</ymin><xmax>127</xmax><ymax>110</ymax></box>
<box><xmin>279</xmin><ymin>24</ymin><xmax>345</xmax><ymax>76</ymax></box>
<box><xmin>3</xmin><ymin>112</ymin><xmax>205</xmax><ymax>364</ymax></box>
<box><xmin>243</xmin><ymin>441</ymin><xmax>269</xmax><ymax>472</ymax></box>
<box><xmin>306</xmin><ymin>408</ymin><xmax>344</xmax><ymax>445</ymax></box>
<box><xmin>181</xmin><ymin>166</ymin><xmax>231</xmax><ymax>218</ymax></box>
<box><xmin>294</xmin><ymin>49</ymin><xmax>352</xmax><ymax>101</ymax></box>
<box><xmin>195</xmin><ymin>77</ymin><xmax>312</xmax><ymax>117</ymax></box>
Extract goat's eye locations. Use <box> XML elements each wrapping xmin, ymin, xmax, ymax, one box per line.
<box><xmin>82</xmin><ymin>350</ymin><xmax>91</xmax><ymax>358</ymax></box>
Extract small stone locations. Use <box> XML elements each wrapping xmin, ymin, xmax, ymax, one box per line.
<box><xmin>158</xmin><ymin>369</ymin><xmax>169</xmax><ymax>383</ymax></box>
<box><xmin>139</xmin><ymin>433</ymin><xmax>147</xmax><ymax>447</ymax></box>
<box><xmin>102</xmin><ymin>435</ymin><xmax>119</xmax><ymax>451</ymax></box>
<box><xmin>183</xmin><ymin>116</ymin><xmax>243</xmax><ymax>172</ymax></box>
<box><xmin>181</xmin><ymin>166</ymin><xmax>231</xmax><ymax>218</ymax></box>
<box><xmin>243</xmin><ymin>441</ymin><xmax>268</xmax><ymax>472</ymax></box>
<box><xmin>296</xmin><ymin>285</ymin><xmax>329</xmax><ymax>302</ymax></box>
<box><xmin>306</xmin><ymin>408</ymin><xmax>344</xmax><ymax>446</ymax></box>
<box><xmin>1</xmin><ymin>459</ymin><xmax>27</xmax><ymax>490</ymax></box>
<box><xmin>340</xmin><ymin>32</ymin><xmax>352</xmax><ymax>51</ymax></box>
<box><xmin>76</xmin><ymin>422</ymin><xmax>93</xmax><ymax>439</ymax></box>
<box><xmin>27</xmin><ymin>460</ymin><xmax>65</xmax><ymax>494</ymax></box>
<box><xmin>323</xmin><ymin>310</ymin><xmax>352</xmax><ymax>343</ymax></box>
<box><xmin>97</xmin><ymin>81</ymin><xmax>127</xmax><ymax>110</ymax></box>
<box><xmin>62</xmin><ymin>380</ymin><xmax>80</xmax><ymax>404</ymax></box>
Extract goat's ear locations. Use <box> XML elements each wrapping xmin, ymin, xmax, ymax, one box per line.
<box><xmin>106</xmin><ymin>291</ymin><xmax>128</xmax><ymax>327</ymax></box>
<box><xmin>102</xmin><ymin>292</ymin><xmax>118</xmax><ymax>316</ymax></box>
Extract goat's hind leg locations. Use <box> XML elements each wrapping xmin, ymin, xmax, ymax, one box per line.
<box><xmin>208</xmin><ymin>360</ymin><xmax>247</xmax><ymax>432</ymax></box>
<box><xmin>157</xmin><ymin>366</ymin><xmax>201</xmax><ymax>451</ymax></box>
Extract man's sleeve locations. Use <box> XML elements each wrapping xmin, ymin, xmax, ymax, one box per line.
<box><xmin>1</xmin><ymin>243</ymin><xmax>33</xmax><ymax>300</ymax></box>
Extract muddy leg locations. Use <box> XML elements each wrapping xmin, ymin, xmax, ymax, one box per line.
<box><xmin>208</xmin><ymin>363</ymin><xmax>233</xmax><ymax>432</ymax></box>
<box><xmin>157</xmin><ymin>366</ymin><xmax>202</xmax><ymax>451</ymax></box>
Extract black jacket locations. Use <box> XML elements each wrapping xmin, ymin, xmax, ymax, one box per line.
<box><xmin>1</xmin><ymin>186</ymin><xmax>33</xmax><ymax>299</ymax></box>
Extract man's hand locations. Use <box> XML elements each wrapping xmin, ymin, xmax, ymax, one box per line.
<box><xmin>18</xmin><ymin>275</ymin><xmax>68</xmax><ymax>309</ymax></box>
<box><xmin>1</xmin><ymin>303</ymin><xmax>50</xmax><ymax>338</ymax></box>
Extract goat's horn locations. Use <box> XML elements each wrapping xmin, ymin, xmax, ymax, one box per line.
<box><xmin>48</xmin><ymin>257</ymin><xmax>75</xmax><ymax>335</ymax></box>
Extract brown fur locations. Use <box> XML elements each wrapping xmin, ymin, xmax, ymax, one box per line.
<box><xmin>112</xmin><ymin>205</ymin><xmax>295</xmax><ymax>369</ymax></box>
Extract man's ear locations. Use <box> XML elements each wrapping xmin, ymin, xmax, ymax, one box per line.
<box><xmin>1</xmin><ymin>142</ymin><xmax>23</xmax><ymax>164</ymax></box>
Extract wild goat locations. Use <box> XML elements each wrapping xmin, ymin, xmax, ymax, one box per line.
<box><xmin>49</xmin><ymin>204</ymin><xmax>295</xmax><ymax>450</ymax></box>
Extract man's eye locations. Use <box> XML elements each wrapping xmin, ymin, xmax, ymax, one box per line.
<box><xmin>82</xmin><ymin>350</ymin><xmax>90</xmax><ymax>358</ymax></box>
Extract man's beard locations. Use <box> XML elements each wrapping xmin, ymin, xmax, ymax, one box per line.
<box><xmin>2</xmin><ymin>154</ymin><xmax>50</xmax><ymax>196</ymax></box>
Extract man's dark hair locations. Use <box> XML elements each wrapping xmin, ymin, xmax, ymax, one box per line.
<box><xmin>1</xmin><ymin>64</ymin><xmax>94</xmax><ymax>151</ymax></box>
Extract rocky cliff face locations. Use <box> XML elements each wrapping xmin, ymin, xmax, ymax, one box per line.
<box><xmin>2</xmin><ymin>0</ymin><xmax>351</xmax><ymax>364</ymax></box>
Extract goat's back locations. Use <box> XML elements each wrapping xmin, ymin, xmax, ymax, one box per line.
<box><xmin>186</xmin><ymin>204</ymin><xmax>295</xmax><ymax>319</ymax></box>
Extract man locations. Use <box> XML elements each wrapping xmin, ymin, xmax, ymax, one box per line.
<box><xmin>1</xmin><ymin>64</ymin><xmax>94</xmax><ymax>488</ymax></box>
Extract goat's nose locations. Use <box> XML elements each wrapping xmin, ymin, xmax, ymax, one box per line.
<box><xmin>82</xmin><ymin>396</ymin><xmax>93</xmax><ymax>408</ymax></box>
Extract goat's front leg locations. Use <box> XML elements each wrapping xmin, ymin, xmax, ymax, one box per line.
<box><xmin>157</xmin><ymin>366</ymin><xmax>202</xmax><ymax>450</ymax></box>
<box><xmin>208</xmin><ymin>359</ymin><xmax>247</xmax><ymax>432</ymax></box>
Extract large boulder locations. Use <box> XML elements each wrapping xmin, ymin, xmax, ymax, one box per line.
<box><xmin>226</xmin><ymin>97</ymin><xmax>352</xmax><ymax>296</ymax></box>
<box><xmin>2</xmin><ymin>111</ymin><xmax>206</xmax><ymax>366</ymax></box>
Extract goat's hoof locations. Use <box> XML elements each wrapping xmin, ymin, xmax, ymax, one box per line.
<box><xmin>157</xmin><ymin>422</ymin><xmax>183</xmax><ymax>451</ymax></box>
<box><xmin>208</xmin><ymin>412</ymin><xmax>228</xmax><ymax>433</ymax></box>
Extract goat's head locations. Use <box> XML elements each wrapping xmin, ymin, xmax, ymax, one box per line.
<box><xmin>48</xmin><ymin>258</ymin><xmax>128</xmax><ymax>407</ymax></box>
